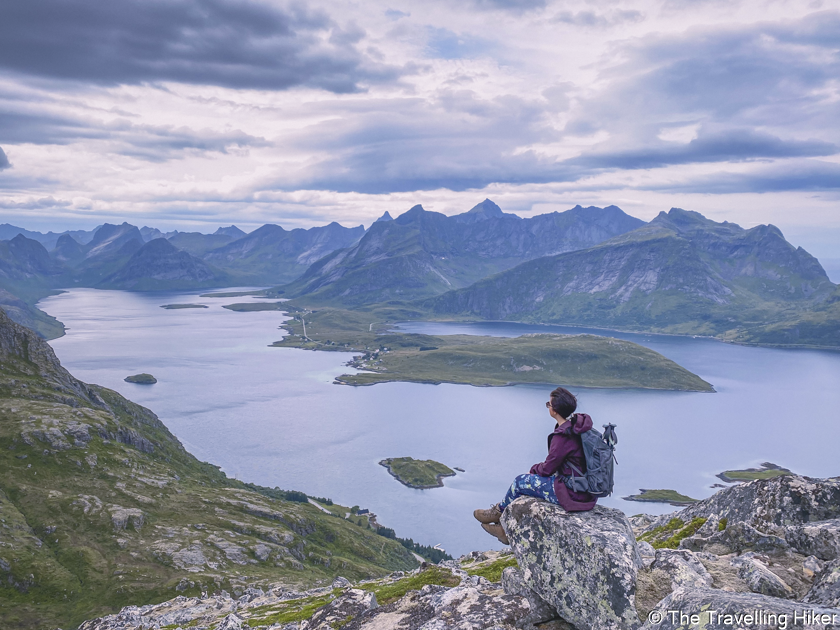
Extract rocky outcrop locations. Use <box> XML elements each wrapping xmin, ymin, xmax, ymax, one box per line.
<box><xmin>501</xmin><ymin>498</ymin><xmax>643</xmax><ymax>630</ymax></box>
<box><xmin>301</xmin><ymin>589</ymin><xmax>377</xmax><ymax>629</ymax></box>
<box><xmin>787</xmin><ymin>519</ymin><xmax>840</xmax><ymax>561</ymax></box>
<box><xmin>806</xmin><ymin>559</ymin><xmax>840</xmax><ymax>607</ymax></box>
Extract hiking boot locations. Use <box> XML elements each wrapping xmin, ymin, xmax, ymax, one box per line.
<box><xmin>481</xmin><ymin>523</ymin><xmax>510</xmax><ymax>545</ymax></box>
<box><xmin>473</xmin><ymin>504</ymin><xmax>502</xmax><ymax>524</ymax></box>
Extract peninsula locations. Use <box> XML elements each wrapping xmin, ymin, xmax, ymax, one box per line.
<box><xmin>263</xmin><ymin>306</ymin><xmax>714</xmax><ymax>392</ymax></box>
<box><xmin>380</xmin><ymin>457</ymin><xmax>456</xmax><ymax>489</ymax></box>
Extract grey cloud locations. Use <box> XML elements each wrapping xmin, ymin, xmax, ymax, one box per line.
<box><xmin>0</xmin><ymin>0</ymin><xmax>402</xmax><ymax>93</ymax></box>
<box><xmin>472</xmin><ymin>0</ymin><xmax>547</xmax><ymax>12</ymax></box>
<box><xmin>0</xmin><ymin>146</ymin><xmax>9</xmax><ymax>170</ymax></box>
<box><xmin>551</xmin><ymin>9</ymin><xmax>644</xmax><ymax>28</ymax></box>
<box><xmin>650</xmin><ymin>160</ymin><xmax>840</xmax><ymax>194</ymax></box>
<box><xmin>0</xmin><ymin>105</ymin><xmax>268</xmax><ymax>161</ymax></box>
<box><xmin>275</xmin><ymin>90</ymin><xmax>564</xmax><ymax>193</ymax></box>
<box><xmin>573</xmin><ymin>129</ymin><xmax>837</xmax><ymax>170</ymax></box>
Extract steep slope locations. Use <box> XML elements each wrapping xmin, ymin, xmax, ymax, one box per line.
<box><xmin>282</xmin><ymin>202</ymin><xmax>645</xmax><ymax>306</ymax></box>
<box><xmin>0</xmin><ymin>309</ymin><xmax>418</xmax><ymax>630</ymax></box>
<box><xmin>98</xmin><ymin>238</ymin><xmax>225</xmax><ymax>290</ymax></box>
<box><xmin>204</xmin><ymin>222</ymin><xmax>365</xmax><ymax>285</ymax></box>
<box><xmin>68</xmin><ymin>223</ymin><xmax>146</xmax><ymax>285</ymax></box>
<box><xmin>0</xmin><ymin>235</ymin><xmax>65</xmax><ymax>338</ymax></box>
<box><xmin>428</xmin><ymin>208</ymin><xmax>836</xmax><ymax>344</ymax></box>
<box><xmin>167</xmin><ymin>231</ymin><xmax>238</xmax><ymax>257</ymax></box>
<box><xmin>50</xmin><ymin>233</ymin><xmax>85</xmax><ymax>264</ymax></box>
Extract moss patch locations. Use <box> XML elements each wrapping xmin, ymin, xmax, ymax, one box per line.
<box><xmin>360</xmin><ymin>566</ymin><xmax>460</xmax><ymax>606</ymax></box>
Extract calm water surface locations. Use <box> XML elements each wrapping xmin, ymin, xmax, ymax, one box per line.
<box><xmin>40</xmin><ymin>289</ymin><xmax>840</xmax><ymax>557</ymax></box>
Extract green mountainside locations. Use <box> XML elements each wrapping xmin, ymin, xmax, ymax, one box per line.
<box><xmin>281</xmin><ymin>203</ymin><xmax>644</xmax><ymax>306</ymax></box>
<box><xmin>0</xmin><ymin>309</ymin><xmax>418</xmax><ymax>630</ymax></box>
<box><xmin>428</xmin><ymin>209</ymin><xmax>838</xmax><ymax>347</ymax></box>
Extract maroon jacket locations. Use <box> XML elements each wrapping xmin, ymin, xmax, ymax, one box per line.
<box><xmin>530</xmin><ymin>413</ymin><xmax>597</xmax><ymax>512</ymax></box>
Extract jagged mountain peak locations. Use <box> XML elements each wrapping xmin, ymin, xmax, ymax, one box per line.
<box><xmin>375</xmin><ymin>211</ymin><xmax>394</xmax><ymax>223</ymax></box>
<box><xmin>213</xmin><ymin>225</ymin><xmax>246</xmax><ymax>238</ymax></box>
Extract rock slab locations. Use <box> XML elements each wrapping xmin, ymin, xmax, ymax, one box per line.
<box><xmin>502</xmin><ymin>497</ymin><xmax>643</xmax><ymax>630</ymax></box>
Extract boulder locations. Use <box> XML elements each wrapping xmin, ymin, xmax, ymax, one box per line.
<box><xmin>637</xmin><ymin>542</ymin><xmax>655</xmax><ymax>569</ymax></box>
<box><xmin>679</xmin><ymin>521</ymin><xmax>789</xmax><ymax>554</ymax></box>
<box><xmin>806</xmin><ymin>558</ymin><xmax>840</xmax><ymax>607</ymax></box>
<box><xmin>217</xmin><ymin>613</ymin><xmax>243</xmax><ymax>630</ymax></box>
<box><xmin>786</xmin><ymin>519</ymin><xmax>840</xmax><ymax>561</ymax></box>
<box><xmin>501</xmin><ymin>498</ymin><xmax>642</xmax><ymax>630</ymax></box>
<box><xmin>730</xmin><ymin>553</ymin><xmax>794</xmax><ymax>599</ymax></box>
<box><xmin>502</xmin><ymin>566</ymin><xmax>562</xmax><ymax>627</ymax></box>
<box><xmin>301</xmin><ymin>589</ymin><xmax>377</xmax><ymax>629</ymax></box>
<box><xmin>641</xmin><ymin>587</ymin><xmax>840</xmax><ymax>629</ymax></box>
<box><xmin>650</xmin><ymin>549</ymin><xmax>713</xmax><ymax>589</ymax></box>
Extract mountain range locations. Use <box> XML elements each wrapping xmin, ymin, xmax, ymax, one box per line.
<box><xmin>425</xmin><ymin>208</ymin><xmax>837</xmax><ymax>345</ymax></box>
<box><xmin>282</xmin><ymin>201</ymin><xmax>644</xmax><ymax>305</ymax></box>
<box><xmin>1</xmin><ymin>201</ymin><xmax>837</xmax><ymax>348</ymax></box>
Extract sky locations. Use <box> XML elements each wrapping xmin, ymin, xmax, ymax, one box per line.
<box><xmin>0</xmin><ymin>0</ymin><xmax>839</xmax><ymax>260</ymax></box>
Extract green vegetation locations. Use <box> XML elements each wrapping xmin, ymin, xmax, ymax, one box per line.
<box><xmin>717</xmin><ymin>462</ymin><xmax>793</xmax><ymax>483</ymax></box>
<box><xmin>358</xmin><ymin>566</ymin><xmax>460</xmax><ymax>606</ymax></box>
<box><xmin>718</xmin><ymin>518</ymin><xmax>728</xmax><ymax>531</ymax></box>
<box><xmin>622</xmin><ymin>489</ymin><xmax>698</xmax><ymax>506</ymax></box>
<box><xmin>379</xmin><ymin>457</ymin><xmax>456</xmax><ymax>489</ymax></box>
<box><xmin>160</xmin><ymin>303</ymin><xmax>208</xmax><ymax>309</ymax></box>
<box><xmin>0</xmin><ymin>309</ymin><xmax>418</xmax><ymax>629</ymax></box>
<box><xmin>222</xmin><ymin>302</ymin><xmax>287</xmax><ymax>312</ymax></box>
<box><xmin>267</xmin><ymin>306</ymin><xmax>714</xmax><ymax>391</ymax></box>
<box><xmin>244</xmin><ymin>591</ymin><xmax>339</xmax><ymax>626</ymax></box>
<box><xmin>463</xmin><ymin>554</ymin><xmax>519</xmax><ymax>582</ymax></box>
<box><xmin>637</xmin><ymin>517</ymin><xmax>708</xmax><ymax>549</ymax></box>
<box><xmin>124</xmin><ymin>373</ymin><xmax>158</xmax><ymax>384</ymax></box>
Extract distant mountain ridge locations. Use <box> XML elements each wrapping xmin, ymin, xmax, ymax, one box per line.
<box><xmin>281</xmin><ymin>203</ymin><xmax>644</xmax><ymax>305</ymax></box>
<box><xmin>428</xmin><ymin>208</ymin><xmax>837</xmax><ymax>345</ymax></box>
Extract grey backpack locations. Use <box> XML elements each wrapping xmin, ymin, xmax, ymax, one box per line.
<box><xmin>562</xmin><ymin>423</ymin><xmax>618</xmax><ymax>498</ymax></box>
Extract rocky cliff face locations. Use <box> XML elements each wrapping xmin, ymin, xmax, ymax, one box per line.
<box><xmin>75</xmin><ymin>473</ymin><xmax>840</xmax><ymax>630</ymax></box>
<box><xmin>283</xmin><ymin>203</ymin><xmax>644</xmax><ymax>306</ymax></box>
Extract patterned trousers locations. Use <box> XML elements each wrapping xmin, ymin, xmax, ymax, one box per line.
<box><xmin>498</xmin><ymin>473</ymin><xmax>559</xmax><ymax>511</ymax></box>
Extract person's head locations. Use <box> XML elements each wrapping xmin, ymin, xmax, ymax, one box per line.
<box><xmin>546</xmin><ymin>386</ymin><xmax>577</xmax><ymax>420</ymax></box>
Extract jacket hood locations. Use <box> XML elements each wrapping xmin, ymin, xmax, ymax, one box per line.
<box><xmin>556</xmin><ymin>412</ymin><xmax>593</xmax><ymax>435</ymax></box>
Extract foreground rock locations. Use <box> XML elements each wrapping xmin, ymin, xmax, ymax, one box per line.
<box><xmin>77</xmin><ymin>558</ymin><xmax>531</xmax><ymax>630</ymax></box>
<box><xmin>501</xmin><ymin>497</ymin><xmax>643</xmax><ymax>630</ymax></box>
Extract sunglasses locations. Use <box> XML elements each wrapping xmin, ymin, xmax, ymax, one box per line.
<box><xmin>545</xmin><ymin>401</ymin><xmax>552</xmax><ymax>409</ymax></box>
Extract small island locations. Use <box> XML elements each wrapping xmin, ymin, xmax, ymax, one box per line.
<box><xmin>124</xmin><ymin>373</ymin><xmax>157</xmax><ymax>384</ymax></box>
<box><xmin>623</xmin><ymin>489</ymin><xmax>698</xmax><ymax>507</ymax></box>
<box><xmin>160</xmin><ymin>303</ymin><xmax>209</xmax><ymax>309</ymax></box>
<box><xmin>380</xmin><ymin>457</ymin><xmax>456</xmax><ymax>489</ymax></box>
<box><xmin>717</xmin><ymin>462</ymin><xmax>793</xmax><ymax>483</ymax></box>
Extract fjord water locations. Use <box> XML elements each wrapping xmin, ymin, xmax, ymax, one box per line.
<box><xmin>41</xmin><ymin>289</ymin><xmax>840</xmax><ymax>557</ymax></box>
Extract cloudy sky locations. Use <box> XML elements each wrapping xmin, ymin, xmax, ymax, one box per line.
<box><xmin>0</xmin><ymin>0</ymin><xmax>838</xmax><ymax>260</ymax></box>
